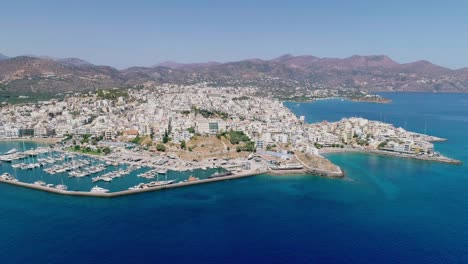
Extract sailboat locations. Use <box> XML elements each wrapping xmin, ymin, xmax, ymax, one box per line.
<box><xmin>162</xmin><ymin>172</ymin><xmax>176</xmax><ymax>185</ymax></box>
<box><xmin>3</xmin><ymin>148</ymin><xmax>18</xmax><ymax>155</ymax></box>
<box><xmin>148</xmin><ymin>172</ymin><xmax>176</xmax><ymax>187</ymax></box>
<box><xmin>55</xmin><ymin>177</ymin><xmax>68</xmax><ymax>191</ymax></box>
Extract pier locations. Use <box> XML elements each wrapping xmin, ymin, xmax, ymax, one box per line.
<box><xmin>0</xmin><ymin>170</ymin><xmax>269</xmax><ymax>198</ymax></box>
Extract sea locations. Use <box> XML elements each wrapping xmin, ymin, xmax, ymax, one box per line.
<box><xmin>0</xmin><ymin>92</ymin><xmax>467</xmax><ymax>263</ymax></box>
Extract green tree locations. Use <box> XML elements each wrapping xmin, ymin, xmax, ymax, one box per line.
<box><xmin>168</xmin><ymin>119</ymin><xmax>172</xmax><ymax>134</ymax></box>
<box><xmin>156</xmin><ymin>143</ymin><xmax>166</xmax><ymax>152</ymax></box>
<box><xmin>163</xmin><ymin>130</ymin><xmax>170</xmax><ymax>143</ymax></box>
<box><xmin>228</xmin><ymin>130</ymin><xmax>250</xmax><ymax>145</ymax></box>
<box><xmin>180</xmin><ymin>140</ymin><xmax>186</xmax><ymax>150</ymax></box>
<box><xmin>102</xmin><ymin>147</ymin><xmax>111</xmax><ymax>155</ymax></box>
<box><xmin>378</xmin><ymin>142</ymin><xmax>387</xmax><ymax>149</ymax></box>
<box><xmin>131</xmin><ymin>135</ymin><xmax>142</xmax><ymax>144</ymax></box>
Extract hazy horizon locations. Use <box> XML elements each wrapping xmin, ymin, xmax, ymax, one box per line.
<box><xmin>4</xmin><ymin>52</ymin><xmax>467</xmax><ymax>71</ymax></box>
<box><xmin>2</xmin><ymin>0</ymin><xmax>468</xmax><ymax>69</ymax></box>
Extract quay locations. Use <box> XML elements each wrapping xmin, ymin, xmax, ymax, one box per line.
<box><xmin>0</xmin><ymin>169</ymin><xmax>269</xmax><ymax>198</ymax></box>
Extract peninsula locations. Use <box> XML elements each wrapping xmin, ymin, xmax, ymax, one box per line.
<box><xmin>0</xmin><ymin>84</ymin><xmax>461</xmax><ymax>197</ymax></box>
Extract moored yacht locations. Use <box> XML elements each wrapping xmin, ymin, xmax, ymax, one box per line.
<box><xmin>55</xmin><ymin>184</ymin><xmax>68</xmax><ymax>191</ymax></box>
<box><xmin>146</xmin><ymin>179</ymin><xmax>176</xmax><ymax>187</ymax></box>
<box><xmin>0</xmin><ymin>173</ymin><xmax>17</xmax><ymax>181</ymax></box>
<box><xmin>90</xmin><ymin>186</ymin><xmax>109</xmax><ymax>193</ymax></box>
<box><xmin>157</xmin><ymin>169</ymin><xmax>168</xmax><ymax>174</ymax></box>
<box><xmin>33</xmin><ymin>180</ymin><xmax>46</xmax><ymax>186</ymax></box>
<box><xmin>11</xmin><ymin>163</ymin><xmax>22</xmax><ymax>169</ymax></box>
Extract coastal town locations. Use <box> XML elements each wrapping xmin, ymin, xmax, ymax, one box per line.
<box><xmin>0</xmin><ymin>84</ymin><xmax>461</xmax><ymax>196</ymax></box>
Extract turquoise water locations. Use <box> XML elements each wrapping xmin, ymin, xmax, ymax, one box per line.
<box><xmin>0</xmin><ymin>93</ymin><xmax>467</xmax><ymax>263</ymax></box>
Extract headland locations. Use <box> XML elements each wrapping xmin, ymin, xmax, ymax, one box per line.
<box><xmin>0</xmin><ymin>85</ymin><xmax>462</xmax><ymax>197</ymax></box>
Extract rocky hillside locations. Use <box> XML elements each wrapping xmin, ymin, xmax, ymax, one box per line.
<box><xmin>164</xmin><ymin>55</ymin><xmax>468</xmax><ymax>92</ymax></box>
<box><xmin>1</xmin><ymin>54</ymin><xmax>468</xmax><ymax>94</ymax></box>
<box><xmin>0</xmin><ymin>56</ymin><xmax>125</xmax><ymax>93</ymax></box>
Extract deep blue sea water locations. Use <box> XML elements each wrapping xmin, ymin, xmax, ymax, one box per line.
<box><xmin>1</xmin><ymin>93</ymin><xmax>467</xmax><ymax>264</ymax></box>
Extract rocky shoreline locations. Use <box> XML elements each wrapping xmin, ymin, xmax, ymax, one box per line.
<box><xmin>293</xmin><ymin>152</ymin><xmax>345</xmax><ymax>178</ymax></box>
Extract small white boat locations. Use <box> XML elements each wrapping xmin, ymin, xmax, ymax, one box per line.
<box><xmin>4</xmin><ymin>148</ymin><xmax>18</xmax><ymax>155</ymax></box>
<box><xmin>128</xmin><ymin>185</ymin><xmax>143</xmax><ymax>190</ymax></box>
<box><xmin>0</xmin><ymin>173</ymin><xmax>14</xmax><ymax>180</ymax></box>
<box><xmin>146</xmin><ymin>180</ymin><xmax>176</xmax><ymax>187</ymax></box>
<box><xmin>55</xmin><ymin>184</ymin><xmax>68</xmax><ymax>191</ymax></box>
<box><xmin>11</xmin><ymin>163</ymin><xmax>22</xmax><ymax>169</ymax></box>
<box><xmin>90</xmin><ymin>186</ymin><xmax>109</xmax><ymax>193</ymax></box>
<box><xmin>102</xmin><ymin>177</ymin><xmax>112</xmax><ymax>182</ymax></box>
<box><xmin>34</xmin><ymin>181</ymin><xmax>46</xmax><ymax>186</ymax></box>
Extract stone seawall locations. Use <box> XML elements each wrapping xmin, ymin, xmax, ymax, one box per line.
<box><xmin>319</xmin><ymin>148</ymin><xmax>462</xmax><ymax>165</ymax></box>
<box><xmin>0</xmin><ymin>170</ymin><xmax>269</xmax><ymax>198</ymax></box>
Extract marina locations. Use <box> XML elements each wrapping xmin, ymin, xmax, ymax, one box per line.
<box><xmin>0</xmin><ymin>141</ymin><xmax>229</xmax><ymax>194</ymax></box>
<box><xmin>0</xmin><ymin>168</ymin><xmax>267</xmax><ymax>197</ymax></box>
<box><xmin>0</xmin><ymin>137</ymin><xmax>460</xmax><ymax>197</ymax></box>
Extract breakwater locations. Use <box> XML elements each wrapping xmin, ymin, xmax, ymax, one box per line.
<box><xmin>367</xmin><ymin>150</ymin><xmax>462</xmax><ymax>165</ymax></box>
<box><xmin>319</xmin><ymin>148</ymin><xmax>462</xmax><ymax>165</ymax></box>
<box><xmin>0</xmin><ymin>170</ymin><xmax>269</xmax><ymax>198</ymax></box>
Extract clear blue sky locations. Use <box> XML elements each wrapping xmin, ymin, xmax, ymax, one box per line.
<box><xmin>1</xmin><ymin>0</ymin><xmax>467</xmax><ymax>69</ymax></box>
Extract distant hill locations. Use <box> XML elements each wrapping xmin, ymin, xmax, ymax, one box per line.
<box><xmin>132</xmin><ymin>54</ymin><xmax>468</xmax><ymax>93</ymax></box>
<box><xmin>0</xmin><ymin>53</ymin><xmax>9</xmax><ymax>61</ymax></box>
<box><xmin>156</xmin><ymin>61</ymin><xmax>221</xmax><ymax>70</ymax></box>
<box><xmin>56</xmin><ymin>57</ymin><xmax>93</xmax><ymax>67</ymax></box>
<box><xmin>0</xmin><ymin>56</ymin><xmax>124</xmax><ymax>93</ymax></box>
<box><xmin>1</xmin><ymin>54</ymin><xmax>468</xmax><ymax>94</ymax></box>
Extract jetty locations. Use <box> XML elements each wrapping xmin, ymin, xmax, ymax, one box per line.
<box><xmin>0</xmin><ymin>169</ymin><xmax>269</xmax><ymax>198</ymax></box>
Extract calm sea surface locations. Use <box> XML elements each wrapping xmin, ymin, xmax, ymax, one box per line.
<box><xmin>0</xmin><ymin>93</ymin><xmax>467</xmax><ymax>263</ymax></box>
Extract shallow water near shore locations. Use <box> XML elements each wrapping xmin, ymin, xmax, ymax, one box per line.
<box><xmin>1</xmin><ymin>93</ymin><xmax>467</xmax><ymax>263</ymax></box>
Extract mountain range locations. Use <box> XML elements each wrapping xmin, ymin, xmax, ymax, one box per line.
<box><xmin>1</xmin><ymin>53</ymin><xmax>468</xmax><ymax>94</ymax></box>
<box><xmin>0</xmin><ymin>53</ymin><xmax>9</xmax><ymax>61</ymax></box>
